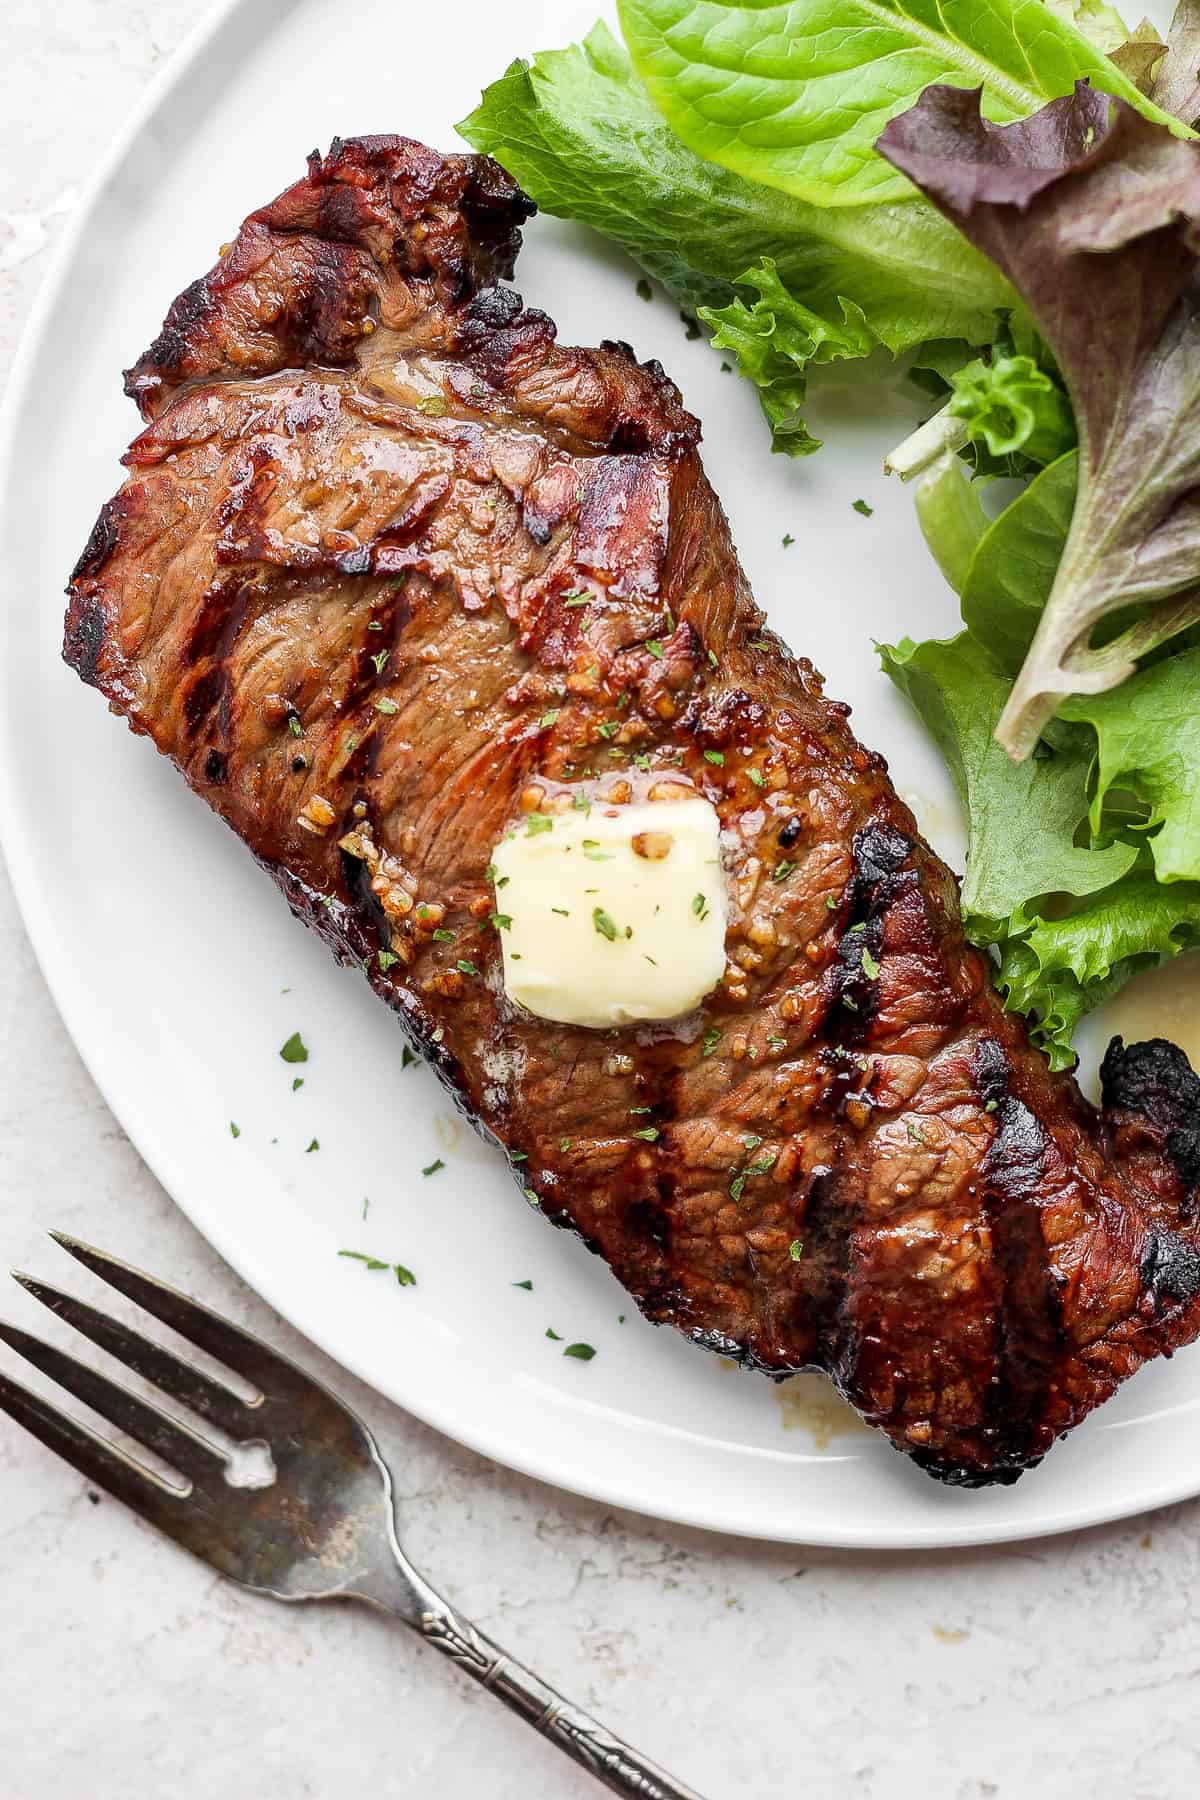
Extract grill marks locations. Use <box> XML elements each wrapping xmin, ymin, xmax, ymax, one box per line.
<box><xmin>972</xmin><ymin>1037</ymin><xmax>1064</xmax><ymax>1481</ymax></box>
<box><xmin>63</xmin><ymin>132</ymin><xmax>1200</xmax><ymax>1489</ymax></box>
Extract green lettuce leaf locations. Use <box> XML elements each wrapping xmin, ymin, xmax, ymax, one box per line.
<box><xmin>947</xmin><ymin>351</ymin><xmax>1077</xmax><ymax>473</ymax></box>
<box><xmin>459</xmin><ymin>23</ymin><xmax>1016</xmax><ymax>453</ymax></box>
<box><xmin>878</xmin><ymin>634</ymin><xmax>1135</xmax><ymax>934</ymax></box>
<box><xmin>1064</xmin><ymin>647</ymin><xmax>1200</xmax><ymax>884</ymax></box>
<box><xmin>998</xmin><ymin>880</ymin><xmax>1200</xmax><ymax>1057</ymax></box>
<box><xmin>617</xmin><ymin>0</ymin><xmax>1175</xmax><ymax>210</ymax></box>
<box><xmin>696</xmin><ymin>261</ymin><xmax>876</xmax><ymax>455</ymax></box>
<box><xmin>879</xmin><ymin>631</ymin><xmax>1200</xmax><ymax>1065</ymax></box>
<box><xmin>959</xmin><ymin>450</ymin><xmax>1079</xmax><ymax>668</ymax></box>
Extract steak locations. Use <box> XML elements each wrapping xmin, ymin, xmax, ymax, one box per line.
<box><xmin>65</xmin><ymin>135</ymin><xmax>1200</xmax><ymax>1487</ymax></box>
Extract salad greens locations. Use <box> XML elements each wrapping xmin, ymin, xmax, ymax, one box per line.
<box><xmin>616</xmin><ymin>0</ymin><xmax>1175</xmax><ymax>207</ymax></box>
<box><xmin>879</xmin><ymin>81</ymin><xmax>1200</xmax><ymax>757</ymax></box>
<box><xmin>463</xmin><ymin>2</ymin><xmax>1200</xmax><ymax>1063</ymax></box>
<box><xmin>460</xmin><ymin>24</ymin><xmax>1013</xmax><ymax>453</ymax></box>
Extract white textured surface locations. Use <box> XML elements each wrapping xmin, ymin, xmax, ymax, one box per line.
<box><xmin>2</xmin><ymin>5</ymin><xmax>1200</xmax><ymax>1795</ymax></box>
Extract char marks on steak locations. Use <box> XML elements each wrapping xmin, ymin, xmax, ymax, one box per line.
<box><xmin>65</xmin><ymin>135</ymin><xmax>1200</xmax><ymax>1487</ymax></box>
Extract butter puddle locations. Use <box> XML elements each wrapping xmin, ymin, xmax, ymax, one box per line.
<box><xmin>775</xmin><ymin>1374</ymin><xmax>869</xmax><ymax>1450</ymax></box>
<box><xmin>716</xmin><ymin>1360</ymin><xmax>866</xmax><ymax>1449</ymax></box>
<box><xmin>1099</xmin><ymin>954</ymin><xmax>1200</xmax><ymax>1072</ymax></box>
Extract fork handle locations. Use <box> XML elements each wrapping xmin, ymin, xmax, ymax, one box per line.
<box><xmin>413</xmin><ymin>1600</ymin><xmax>707</xmax><ymax>1798</ymax></box>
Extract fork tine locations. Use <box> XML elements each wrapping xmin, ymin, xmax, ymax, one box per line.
<box><xmin>50</xmin><ymin>1231</ymin><xmax>294</xmax><ymax>1398</ymax></box>
<box><xmin>12</xmin><ymin>1274</ymin><xmax>257</xmax><ymax>1439</ymax></box>
<box><xmin>0</xmin><ymin>1321</ymin><xmax>227</xmax><ymax>1490</ymax></box>
<box><xmin>0</xmin><ymin>1366</ymin><xmax>191</xmax><ymax>1529</ymax></box>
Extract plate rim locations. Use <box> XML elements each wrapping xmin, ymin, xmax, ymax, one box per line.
<box><xmin>1</xmin><ymin>0</ymin><xmax>1195</xmax><ymax>1550</ymax></box>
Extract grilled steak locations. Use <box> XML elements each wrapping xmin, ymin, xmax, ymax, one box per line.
<box><xmin>65</xmin><ymin>135</ymin><xmax>1200</xmax><ymax>1487</ymax></box>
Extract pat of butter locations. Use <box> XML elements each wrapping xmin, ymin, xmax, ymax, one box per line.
<box><xmin>491</xmin><ymin>796</ymin><xmax>727</xmax><ymax>1028</ymax></box>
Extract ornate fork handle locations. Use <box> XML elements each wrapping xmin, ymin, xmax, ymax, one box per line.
<box><xmin>417</xmin><ymin>1603</ymin><xmax>706</xmax><ymax>1799</ymax></box>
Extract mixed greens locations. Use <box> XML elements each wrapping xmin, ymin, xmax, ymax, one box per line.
<box><xmin>461</xmin><ymin>1</ymin><xmax>1200</xmax><ymax>1067</ymax></box>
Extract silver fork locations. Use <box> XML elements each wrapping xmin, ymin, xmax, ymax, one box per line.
<box><xmin>0</xmin><ymin>1232</ymin><xmax>706</xmax><ymax>1800</ymax></box>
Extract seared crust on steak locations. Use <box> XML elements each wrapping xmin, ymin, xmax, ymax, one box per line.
<box><xmin>66</xmin><ymin>135</ymin><xmax>1200</xmax><ymax>1486</ymax></box>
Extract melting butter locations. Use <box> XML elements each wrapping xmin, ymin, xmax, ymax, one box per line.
<box><xmin>491</xmin><ymin>796</ymin><xmax>727</xmax><ymax>1028</ymax></box>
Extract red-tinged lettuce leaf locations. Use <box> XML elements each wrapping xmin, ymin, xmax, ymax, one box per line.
<box><xmin>877</xmin><ymin>82</ymin><xmax>1200</xmax><ymax>759</ymax></box>
<box><xmin>1152</xmin><ymin>0</ymin><xmax>1200</xmax><ymax>125</ymax></box>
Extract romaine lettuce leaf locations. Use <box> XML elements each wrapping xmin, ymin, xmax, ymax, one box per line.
<box><xmin>617</xmin><ymin>0</ymin><xmax>1174</xmax><ymax>210</ymax></box>
<box><xmin>459</xmin><ymin>24</ymin><xmax>1014</xmax><ymax>452</ymax></box>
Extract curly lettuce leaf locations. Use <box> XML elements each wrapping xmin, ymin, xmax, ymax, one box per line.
<box><xmin>617</xmin><ymin>0</ymin><xmax>1174</xmax><ymax>210</ymax></box>
<box><xmin>880</xmin><ymin>631</ymin><xmax>1200</xmax><ymax>1066</ymax></box>
<box><xmin>696</xmin><ymin>261</ymin><xmax>876</xmax><ymax>455</ymax></box>
<box><xmin>878</xmin><ymin>82</ymin><xmax>1200</xmax><ymax>757</ymax></box>
<box><xmin>947</xmin><ymin>352</ymin><xmax>1077</xmax><ymax>472</ymax></box>
<box><xmin>459</xmin><ymin>25</ymin><xmax>1016</xmax><ymax>452</ymax></box>
<box><xmin>999</xmin><ymin>880</ymin><xmax>1200</xmax><ymax>1058</ymax></box>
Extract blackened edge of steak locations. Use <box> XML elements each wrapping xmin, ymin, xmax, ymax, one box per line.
<box><xmin>1102</xmin><ymin>1035</ymin><xmax>1200</xmax><ymax>1191</ymax></box>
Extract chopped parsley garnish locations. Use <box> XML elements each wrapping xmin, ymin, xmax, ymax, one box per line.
<box><xmin>280</xmin><ymin>1032</ymin><xmax>308</xmax><ymax>1064</ymax></box>
<box><xmin>597</xmin><ymin>720</ymin><xmax>619</xmax><ymax>740</ymax></box>
<box><xmin>692</xmin><ymin>893</ymin><xmax>708</xmax><ymax>919</ymax></box>
<box><xmin>395</xmin><ymin>1264</ymin><xmax>417</xmax><ymax>1287</ymax></box>
<box><xmin>546</xmin><ymin>1327</ymin><xmax>563</xmax><ymax>1341</ymax></box>
<box><xmin>564</xmin><ymin>592</ymin><xmax>590</xmax><ymax>607</ymax></box>
<box><xmin>767</xmin><ymin>1034</ymin><xmax>786</xmax><ymax>1051</ymax></box>
<box><xmin>370</xmin><ymin>649</ymin><xmax>389</xmax><ymax>675</ymax></box>
<box><xmin>306</xmin><ymin>1138</ymin><xmax>319</xmax><ymax>1153</ymax></box>
<box><xmin>747</xmin><ymin>768</ymin><xmax>766</xmax><ymax>788</ymax></box>
<box><xmin>418</xmin><ymin>394</ymin><xmax>447</xmax><ymax>415</ymax></box>
<box><xmin>422</xmin><ymin>1158</ymin><xmax>445</xmax><ymax>1177</ymax></box>
<box><xmin>702</xmin><ymin>1027</ymin><xmax>721</xmax><ymax>1057</ymax></box>
<box><xmin>525</xmin><ymin>812</ymin><xmax>553</xmax><ymax>836</ymax></box>
<box><xmin>292</xmin><ymin>1076</ymin><xmax>304</xmax><ymax>1090</ymax></box>
<box><xmin>339</xmin><ymin>1251</ymin><xmax>390</xmax><ymax>1271</ymax></box>
<box><xmin>773</xmin><ymin>860</ymin><xmax>795</xmax><ymax>883</ymax></box>
<box><xmin>378</xmin><ymin>949</ymin><xmax>400</xmax><ymax>971</ymax></box>
<box><xmin>229</xmin><ymin>1122</ymin><xmax>240</xmax><ymax>1139</ymax></box>
<box><xmin>985</xmin><ymin>1098</ymin><xmax>999</xmax><ymax>1114</ymax></box>
<box><xmin>511</xmin><ymin>1150</ymin><xmax>527</xmax><ymax>1162</ymax></box>
<box><xmin>513</xmin><ymin>1279</ymin><xmax>533</xmax><ymax>1290</ymax></box>
<box><xmin>593</xmin><ymin>907</ymin><xmax>618</xmax><ymax>941</ymax></box>
<box><xmin>485</xmin><ymin>861</ymin><xmax>498</xmax><ymax>882</ymax></box>
<box><xmin>551</xmin><ymin>906</ymin><xmax>570</xmax><ymax>916</ymax></box>
<box><xmin>368</xmin><ymin>620</ymin><xmax>383</xmax><ymax>631</ymax></box>
<box><xmin>559</xmin><ymin>1138</ymin><xmax>571</xmax><ymax>1152</ymax></box>
<box><xmin>825</xmin><ymin>895</ymin><xmax>838</xmax><ymax>911</ymax></box>
<box><xmin>572</xmin><ymin>792</ymin><xmax>591</xmax><ymax>813</ymax></box>
<box><xmin>564</xmin><ymin>1343</ymin><xmax>596</xmax><ymax>1361</ymax></box>
<box><xmin>788</xmin><ymin>1240</ymin><xmax>803</xmax><ymax>1261</ymax></box>
<box><xmin>636</xmin><ymin>277</ymin><xmax>653</xmax><ymax>301</ymax></box>
<box><xmin>852</xmin><ymin>498</ymin><xmax>874</xmax><ymax>517</ymax></box>
<box><xmin>703</xmin><ymin>749</ymin><xmax>724</xmax><ymax>766</ymax></box>
<box><xmin>456</xmin><ymin>958</ymin><xmax>479</xmax><ymax>976</ymax></box>
<box><xmin>645</xmin><ymin>639</ymin><xmax>664</xmax><ymax>659</ymax></box>
<box><xmin>861</xmin><ymin>948</ymin><xmax>881</xmax><ymax>981</ymax></box>
<box><xmin>401</xmin><ymin>1046</ymin><xmax>419</xmax><ymax>1070</ymax></box>
<box><xmin>782</xmin><ymin>533</ymin><xmax>795</xmax><ymax>548</ymax></box>
<box><xmin>287</xmin><ymin>714</ymin><xmax>303</xmax><ymax>738</ymax></box>
<box><xmin>539</xmin><ymin>709</ymin><xmax>560</xmax><ymax>728</ymax></box>
<box><xmin>907</xmin><ymin>1121</ymin><xmax>929</xmax><ymax>1143</ymax></box>
<box><xmin>490</xmin><ymin>913</ymin><xmax>512</xmax><ymax>931</ymax></box>
<box><xmin>632</xmin><ymin>1126</ymin><xmax>660</xmax><ymax>1142</ymax></box>
<box><xmin>374</xmin><ymin>695</ymin><xmax>399</xmax><ymax>715</ymax></box>
<box><xmin>633</xmin><ymin>753</ymin><xmax>651</xmax><ymax>771</ymax></box>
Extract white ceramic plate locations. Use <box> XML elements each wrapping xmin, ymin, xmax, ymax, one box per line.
<box><xmin>2</xmin><ymin>0</ymin><xmax>1197</xmax><ymax>1548</ymax></box>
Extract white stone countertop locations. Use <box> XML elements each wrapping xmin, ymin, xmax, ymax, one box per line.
<box><xmin>2</xmin><ymin>6</ymin><xmax>1200</xmax><ymax>1797</ymax></box>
